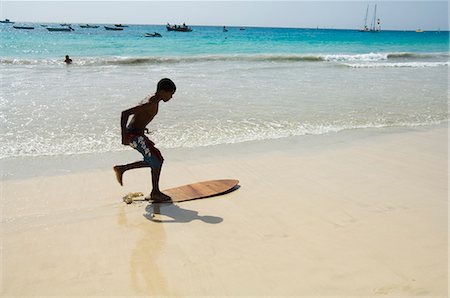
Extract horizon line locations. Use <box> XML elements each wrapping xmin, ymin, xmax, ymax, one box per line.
<box><xmin>3</xmin><ymin>20</ymin><xmax>448</xmax><ymax>32</ymax></box>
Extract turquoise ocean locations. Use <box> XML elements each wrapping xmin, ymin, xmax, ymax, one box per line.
<box><xmin>1</xmin><ymin>23</ymin><xmax>449</xmax><ymax>160</ymax></box>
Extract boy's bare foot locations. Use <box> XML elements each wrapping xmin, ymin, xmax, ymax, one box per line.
<box><xmin>113</xmin><ymin>166</ymin><xmax>123</xmax><ymax>186</ymax></box>
<box><xmin>149</xmin><ymin>191</ymin><xmax>172</xmax><ymax>203</ymax></box>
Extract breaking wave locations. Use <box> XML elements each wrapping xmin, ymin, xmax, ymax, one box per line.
<box><xmin>344</xmin><ymin>61</ymin><xmax>449</xmax><ymax>68</ymax></box>
<box><xmin>1</xmin><ymin>52</ymin><xmax>448</xmax><ymax>66</ymax></box>
<box><xmin>1</xmin><ymin>119</ymin><xmax>447</xmax><ymax>159</ymax></box>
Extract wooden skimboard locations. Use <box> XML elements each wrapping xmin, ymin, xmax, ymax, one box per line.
<box><xmin>155</xmin><ymin>179</ymin><xmax>239</xmax><ymax>203</ymax></box>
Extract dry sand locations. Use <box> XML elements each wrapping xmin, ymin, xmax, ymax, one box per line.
<box><xmin>1</xmin><ymin>125</ymin><xmax>448</xmax><ymax>297</ymax></box>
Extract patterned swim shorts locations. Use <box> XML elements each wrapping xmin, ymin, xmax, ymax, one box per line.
<box><xmin>128</xmin><ymin>132</ymin><xmax>164</xmax><ymax>169</ymax></box>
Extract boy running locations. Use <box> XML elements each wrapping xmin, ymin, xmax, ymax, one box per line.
<box><xmin>114</xmin><ymin>78</ymin><xmax>176</xmax><ymax>202</ymax></box>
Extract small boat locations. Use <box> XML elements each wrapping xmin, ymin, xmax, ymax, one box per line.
<box><xmin>145</xmin><ymin>32</ymin><xmax>162</xmax><ymax>37</ymax></box>
<box><xmin>41</xmin><ymin>24</ymin><xmax>48</xmax><ymax>27</ymax></box>
<box><xmin>105</xmin><ymin>26</ymin><xmax>123</xmax><ymax>31</ymax></box>
<box><xmin>80</xmin><ymin>24</ymin><xmax>99</xmax><ymax>28</ymax></box>
<box><xmin>60</xmin><ymin>23</ymin><xmax>71</xmax><ymax>26</ymax></box>
<box><xmin>47</xmin><ymin>26</ymin><xmax>74</xmax><ymax>32</ymax></box>
<box><xmin>0</xmin><ymin>19</ymin><xmax>14</xmax><ymax>24</ymax></box>
<box><xmin>415</xmin><ymin>29</ymin><xmax>424</xmax><ymax>33</ymax></box>
<box><xmin>239</xmin><ymin>28</ymin><xmax>246</xmax><ymax>31</ymax></box>
<box><xmin>166</xmin><ymin>23</ymin><xmax>192</xmax><ymax>32</ymax></box>
<box><xmin>114</xmin><ymin>24</ymin><xmax>128</xmax><ymax>27</ymax></box>
<box><xmin>13</xmin><ymin>26</ymin><xmax>34</xmax><ymax>30</ymax></box>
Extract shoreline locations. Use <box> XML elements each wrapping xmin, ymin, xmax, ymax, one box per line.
<box><xmin>1</xmin><ymin>123</ymin><xmax>447</xmax><ymax>181</ymax></box>
<box><xmin>1</xmin><ymin>123</ymin><xmax>448</xmax><ymax>296</ymax></box>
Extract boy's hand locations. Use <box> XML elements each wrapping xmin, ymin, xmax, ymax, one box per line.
<box><xmin>121</xmin><ymin>132</ymin><xmax>132</xmax><ymax>145</ymax></box>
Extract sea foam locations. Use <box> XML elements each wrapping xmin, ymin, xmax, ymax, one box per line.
<box><xmin>1</xmin><ymin>52</ymin><xmax>448</xmax><ymax>66</ymax></box>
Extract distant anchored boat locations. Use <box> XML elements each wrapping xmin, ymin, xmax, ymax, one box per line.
<box><xmin>0</xmin><ymin>19</ymin><xmax>14</xmax><ymax>24</ymax></box>
<box><xmin>47</xmin><ymin>26</ymin><xmax>74</xmax><ymax>32</ymax></box>
<box><xmin>358</xmin><ymin>4</ymin><xmax>370</xmax><ymax>32</ymax></box>
<box><xmin>369</xmin><ymin>4</ymin><xmax>381</xmax><ymax>32</ymax></box>
<box><xmin>80</xmin><ymin>24</ymin><xmax>99</xmax><ymax>28</ymax></box>
<box><xmin>105</xmin><ymin>26</ymin><xmax>123</xmax><ymax>31</ymax></box>
<box><xmin>114</xmin><ymin>24</ymin><xmax>128</xmax><ymax>28</ymax></box>
<box><xmin>166</xmin><ymin>23</ymin><xmax>192</xmax><ymax>32</ymax></box>
<box><xmin>13</xmin><ymin>25</ymin><xmax>34</xmax><ymax>30</ymax></box>
<box><xmin>358</xmin><ymin>4</ymin><xmax>381</xmax><ymax>32</ymax></box>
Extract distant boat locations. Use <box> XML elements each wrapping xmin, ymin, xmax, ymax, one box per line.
<box><xmin>104</xmin><ymin>26</ymin><xmax>123</xmax><ymax>31</ymax></box>
<box><xmin>47</xmin><ymin>26</ymin><xmax>74</xmax><ymax>32</ymax></box>
<box><xmin>358</xmin><ymin>4</ymin><xmax>370</xmax><ymax>32</ymax></box>
<box><xmin>114</xmin><ymin>24</ymin><xmax>128</xmax><ymax>27</ymax></box>
<box><xmin>239</xmin><ymin>28</ymin><xmax>246</xmax><ymax>31</ymax></box>
<box><xmin>369</xmin><ymin>4</ymin><xmax>381</xmax><ymax>32</ymax></box>
<box><xmin>166</xmin><ymin>23</ymin><xmax>192</xmax><ymax>32</ymax></box>
<box><xmin>145</xmin><ymin>32</ymin><xmax>162</xmax><ymax>37</ymax></box>
<box><xmin>60</xmin><ymin>23</ymin><xmax>71</xmax><ymax>26</ymax></box>
<box><xmin>358</xmin><ymin>4</ymin><xmax>381</xmax><ymax>32</ymax></box>
<box><xmin>80</xmin><ymin>24</ymin><xmax>99</xmax><ymax>28</ymax></box>
<box><xmin>0</xmin><ymin>19</ymin><xmax>14</xmax><ymax>24</ymax></box>
<box><xmin>13</xmin><ymin>25</ymin><xmax>34</xmax><ymax>30</ymax></box>
<box><xmin>415</xmin><ymin>29</ymin><xmax>424</xmax><ymax>33</ymax></box>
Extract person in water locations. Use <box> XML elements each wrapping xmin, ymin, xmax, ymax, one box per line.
<box><xmin>114</xmin><ymin>78</ymin><xmax>176</xmax><ymax>202</ymax></box>
<box><xmin>64</xmin><ymin>55</ymin><xmax>72</xmax><ymax>64</ymax></box>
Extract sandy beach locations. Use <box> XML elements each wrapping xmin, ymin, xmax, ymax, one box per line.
<box><xmin>1</xmin><ymin>125</ymin><xmax>448</xmax><ymax>297</ymax></box>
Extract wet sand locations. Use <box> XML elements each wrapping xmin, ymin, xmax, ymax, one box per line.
<box><xmin>1</xmin><ymin>125</ymin><xmax>448</xmax><ymax>296</ymax></box>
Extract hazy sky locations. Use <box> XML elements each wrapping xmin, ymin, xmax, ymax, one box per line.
<box><xmin>1</xmin><ymin>1</ymin><xmax>448</xmax><ymax>30</ymax></box>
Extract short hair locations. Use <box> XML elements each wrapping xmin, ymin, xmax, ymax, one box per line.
<box><xmin>157</xmin><ymin>78</ymin><xmax>176</xmax><ymax>92</ymax></box>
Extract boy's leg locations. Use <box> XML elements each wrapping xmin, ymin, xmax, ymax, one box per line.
<box><xmin>116</xmin><ymin>135</ymin><xmax>170</xmax><ymax>201</ymax></box>
<box><xmin>144</xmin><ymin>144</ymin><xmax>170</xmax><ymax>202</ymax></box>
<box><xmin>114</xmin><ymin>162</ymin><xmax>170</xmax><ymax>202</ymax></box>
<box><xmin>114</xmin><ymin>134</ymin><xmax>161</xmax><ymax>186</ymax></box>
<box><xmin>149</xmin><ymin>167</ymin><xmax>171</xmax><ymax>202</ymax></box>
<box><xmin>113</xmin><ymin>161</ymin><xmax>149</xmax><ymax>185</ymax></box>
<box><xmin>151</xmin><ymin>167</ymin><xmax>161</xmax><ymax>193</ymax></box>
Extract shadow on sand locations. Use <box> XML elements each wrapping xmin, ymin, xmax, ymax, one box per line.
<box><xmin>144</xmin><ymin>203</ymin><xmax>224</xmax><ymax>224</ymax></box>
<box><xmin>143</xmin><ymin>184</ymin><xmax>240</xmax><ymax>223</ymax></box>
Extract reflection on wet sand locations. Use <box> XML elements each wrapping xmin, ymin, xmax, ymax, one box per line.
<box><xmin>118</xmin><ymin>205</ymin><xmax>171</xmax><ymax>295</ymax></box>
<box><xmin>117</xmin><ymin>202</ymin><xmax>223</xmax><ymax>295</ymax></box>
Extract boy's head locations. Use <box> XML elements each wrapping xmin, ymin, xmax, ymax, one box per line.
<box><xmin>157</xmin><ymin>78</ymin><xmax>176</xmax><ymax>102</ymax></box>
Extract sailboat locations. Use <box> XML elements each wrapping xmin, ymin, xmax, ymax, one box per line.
<box><xmin>370</xmin><ymin>4</ymin><xmax>381</xmax><ymax>32</ymax></box>
<box><xmin>358</xmin><ymin>4</ymin><xmax>381</xmax><ymax>32</ymax></box>
<box><xmin>358</xmin><ymin>4</ymin><xmax>370</xmax><ymax>32</ymax></box>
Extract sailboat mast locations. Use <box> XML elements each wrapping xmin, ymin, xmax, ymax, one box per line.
<box><xmin>363</xmin><ymin>4</ymin><xmax>369</xmax><ymax>30</ymax></box>
<box><xmin>372</xmin><ymin>4</ymin><xmax>377</xmax><ymax>31</ymax></box>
